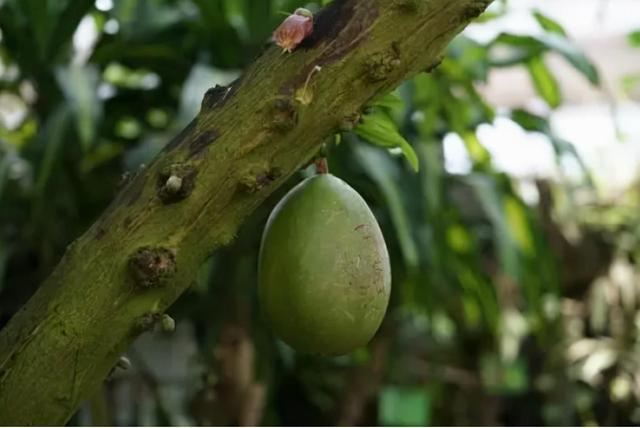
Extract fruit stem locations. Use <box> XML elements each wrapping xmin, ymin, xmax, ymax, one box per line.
<box><xmin>314</xmin><ymin>157</ymin><xmax>329</xmax><ymax>174</ymax></box>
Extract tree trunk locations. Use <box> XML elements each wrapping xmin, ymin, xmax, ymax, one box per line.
<box><xmin>0</xmin><ymin>0</ymin><xmax>492</xmax><ymax>424</ymax></box>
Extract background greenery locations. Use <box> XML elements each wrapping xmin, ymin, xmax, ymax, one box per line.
<box><xmin>1</xmin><ymin>0</ymin><xmax>639</xmax><ymax>425</ymax></box>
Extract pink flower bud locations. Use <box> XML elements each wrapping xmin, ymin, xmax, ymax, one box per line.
<box><xmin>273</xmin><ymin>8</ymin><xmax>314</xmax><ymax>53</ymax></box>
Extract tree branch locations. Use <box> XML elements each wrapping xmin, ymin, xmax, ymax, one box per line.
<box><xmin>0</xmin><ymin>0</ymin><xmax>492</xmax><ymax>424</ymax></box>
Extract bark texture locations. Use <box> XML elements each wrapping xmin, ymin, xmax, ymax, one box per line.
<box><xmin>0</xmin><ymin>0</ymin><xmax>492</xmax><ymax>424</ymax></box>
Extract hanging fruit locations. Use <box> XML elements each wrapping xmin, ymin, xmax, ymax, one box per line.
<box><xmin>258</xmin><ymin>173</ymin><xmax>391</xmax><ymax>356</ymax></box>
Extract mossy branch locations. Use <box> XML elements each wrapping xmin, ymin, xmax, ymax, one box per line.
<box><xmin>0</xmin><ymin>0</ymin><xmax>492</xmax><ymax>424</ymax></box>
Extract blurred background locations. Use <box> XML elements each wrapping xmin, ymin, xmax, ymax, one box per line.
<box><xmin>1</xmin><ymin>0</ymin><xmax>640</xmax><ymax>425</ymax></box>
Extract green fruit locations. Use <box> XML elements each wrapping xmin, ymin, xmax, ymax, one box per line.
<box><xmin>258</xmin><ymin>174</ymin><xmax>391</xmax><ymax>356</ymax></box>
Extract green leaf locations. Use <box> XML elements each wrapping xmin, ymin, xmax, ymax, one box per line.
<box><xmin>379</xmin><ymin>387</ymin><xmax>430</xmax><ymax>426</ymax></box>
<box><xmin>533</xmin><ymin>10</ymin><xmax>567</xmax><ymax>36</ymax></box>
<box><xmin>21</xmin><ymin>0</ymin><xmax>51</xmax><ymax>60</ymax></box>
<box><xmin>536</xmin><ymin>33</ymin><xmax>600</xmax><ymax>85</ymax></box>
<box><xmin>371</xmin><ymin>92</ymin><xmax>405</xmax><ymax>111</ymax></box>
<box><xmin>628</xmin><ymin>29</ymin><xmax>640</xmax><ymax>47</ymax></box>
<box><xmin>461</xmin><ymin>131</ymin><xmax>492</xmax><ymax>170</ymax></box>
<box><xmin>492</xmin><ymin>32</ymin><xmax>600</xmax><ymax>85</ymax></box>
<box><xmin>504</xmin><ymin>196</ymin><xmax>534</xmax><ymax>255</ymax></box>
<box><xmin>490</xmin><ymin>33</ymin><xmax>546</xmax><ymax>67</ymax></box>
<box><xmin>510</xmin><ymin>108</ymin><xmax>551</xmax><ymax>133</ymax></box>
<box><xmin>355</xmin><ymin>110</ymin><xmax>419</xmax><ymax>172</ymax></box>
<box><xmin>527</xmin><ymin>55</ymin><xmax>562</xmax><ymax>108</ymax></box>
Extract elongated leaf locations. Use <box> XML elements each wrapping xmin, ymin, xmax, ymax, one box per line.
<box><xmin>372</xmin><ymin>92</ymin><xmax>405</xmax><ymax>111</ymax></box>
<box><xmin>527</xmin><ymin>55</ymin><xmax>561</xmax><ymax>108</ymax></box>
<box><xmin>533</xmin><ymin>10</ymin><xmax>567</xmax><ymax>36</ymax></box>
<box><xmin>355</xmin><ymin>110</ymin><xmax>419</xmax><ymax>172</ymax></box>
<box><xmin>20</xmin><ymin>0</ymin><xmax>51</xmax><ymax>61</ymax></box>
<box><xmin>492</xmin><ymin>32</ymin><xmax>600</xmax><ymax>85</ymax></box>
<box><xmin>537</xmin><ymin>33</ymin><xmax>600</xmax><ymax>85</ymax></box>
<box><xmin>509</xmin><ymin>108</ymin><xmax>550</xmax><ymax>133</ymax></box>
<box><xmin>461</xmin><ymin>131</ymin><xmax>491</xmax><ymax>170</ymax></box>
<box><xmin>490</xmin><ymin>33</ymin><xmax>546</xmax><ymax>67</ymax></box>
<box><xmin>503</xmin><ymin>196</ymin><xmax>534</xmax><ymax>255</ymax></box>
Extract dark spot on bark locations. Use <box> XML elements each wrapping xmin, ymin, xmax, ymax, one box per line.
<box><xmin>157</xmin><ymin>163</ymin><xmax>198</xmax><ymax>204</ymax></box>
<box><xmin>123</xmin><ymin>216</ymin><xmax>133</xmax><ymax>229</ymax></box>
<box><xmin>240</xmin><ymin>167</ymin><xmax>282</xmax><ymax>193</ymax></box>
<box><xmin>163</xmin><ymin>119</ymin><xmax>197</xmax><ymax>153</ymax></box>
<box><xmin>188</xmin><ymin>130</ymin><xmax>220</xmax><ymax>159</ymax></box>
<box><xmin>128</xmin><ymin>246</ymin><xmax>177</xmax><ymax>289</ymax></box>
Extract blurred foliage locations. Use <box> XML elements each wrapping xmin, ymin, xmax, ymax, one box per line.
<box><xmin>1</xmin><ymin>0</ymin><xmax>639</xmax><ymax>426</ymax></box>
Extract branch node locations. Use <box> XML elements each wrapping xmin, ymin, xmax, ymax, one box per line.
<box><xmin>157</xmin><ymin>163</ymin><xmax>197</xmax><ymax>204</ymax></box>
<box><xmin>134</xmin><ymin>312</ymin><xmax>159</xmax><ymax>333</ymax></box>
<box><xmin>267</xmin><ymin>98</ymin><xmax>298</xmax><ymax>132</ymax></box>
<box><xmin>128</xmin><ymin>246</ymin><xmax>177</xmax><ymax>289</ymax></box>
<box><xmin>239</xmin><ymin>164</ymin><xmax>282</xmax><ymax>193</ymax></box>
<box><xmin>339</xmin><ymin>112</ymin><xmax>362</xmax><ymax>132</ymax></box>
<box><xmin>365</xmin><ymin>45</ymin><xmax>401</xmax><ymax>83</ymax></box>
